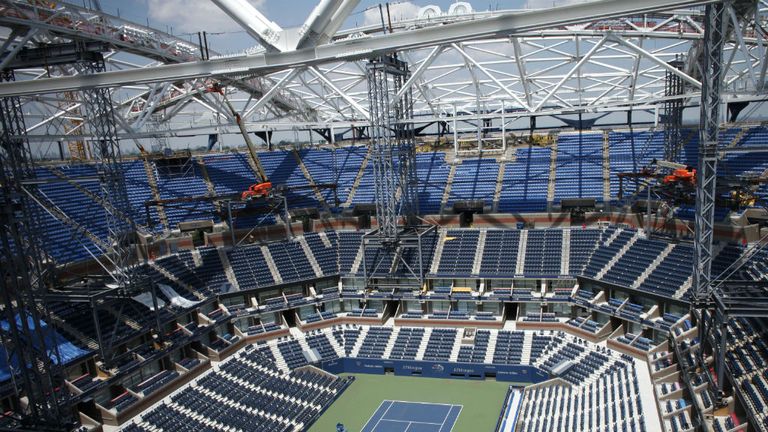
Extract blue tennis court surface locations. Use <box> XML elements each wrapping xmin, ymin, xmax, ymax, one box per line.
<box><xmin>361</xmin><ymin>400</ymin><xmax>462</xmax><ymax>432</ymax></box>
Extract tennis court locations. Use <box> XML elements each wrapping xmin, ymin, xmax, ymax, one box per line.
<box><xmin>361</xmin><ymin>400</ymin><xmax>462</xmax><ymax>432</ymax></box>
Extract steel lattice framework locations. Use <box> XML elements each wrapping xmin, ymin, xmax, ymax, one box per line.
<box><xmin>0</xmin><ymin>69</ymin><xmax>73</xmax><ymax>430</ymax></box>
<box><xmin>662</xmin><ymin>58</ymin><xmax>686</xmax><ymax>162</ymax></box>
<box><xmin>0</xmin><ymin>0</ymin><xmax>764</xmax><ymax>428</ymax></box>
<box><xmin>0</xmin><ymin>0</ymin><xmax>763</xmax><ymax>146</ymax></box>
<box><xmin>367</xmin><ymin>55</ymin><xmax>418</xmax><ymax>241</ymax></box>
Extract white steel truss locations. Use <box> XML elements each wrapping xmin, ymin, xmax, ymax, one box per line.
<box><xmin>0</xmin><ymin>0</ymin><xmax>764</xmax><ymax>143</ymax></box>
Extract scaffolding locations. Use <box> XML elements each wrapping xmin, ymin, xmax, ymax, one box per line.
<box><xmin>366</xmin><ymin>55</ymin><xmax>418</xmax><ymax>242</ymax></box>
<box><xmin>662</xmin><ymin>58</ymin><xmax>686</xmax><ymax>163</ymax></box>
<box><xmin>363</xmin><ymin>55</ymin><xmax>431</xmax><ymax>288</ymax></box>
<box><xmin>0</xmin><ymin>69</ymin><xmax>74</xmax><ymax>431</ymax></box>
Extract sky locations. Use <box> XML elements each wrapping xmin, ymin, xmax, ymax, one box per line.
<box><xmin>92</xmin><ymin>0</ymin><xmax>580</xmax><ymax>54</ymax></box>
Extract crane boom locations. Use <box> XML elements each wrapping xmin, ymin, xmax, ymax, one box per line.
<box><xmin>219</xmin><ymin>92</ymin><xmax>269</xmax><ymax>183</ymax></box>
<box><xmin>211</xmin><ymin>83</ymin><xmax>274</xmax><ymax>201</ymax></box>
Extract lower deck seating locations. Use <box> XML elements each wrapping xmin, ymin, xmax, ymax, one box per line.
<box><xmin>122</xmin><ymin>347</ymin><xmax>351</xmax><ymax>432</ymax></box>
<box><xmin>388</xmin><ymin>327</ymin><xmax>425</xmax><ymax>360</ymax></box>
<box><xmin>517</xmin><ymin>365</ymin><xmax>646</xmax><ymax>432</ymax></box>
<box><xmin>457</xmin><ymin>330</ymin><xmax>491</xmax><ymax>363</ymax></box>
<box><xmin>422</xmin><ymin>328</ymin><xmax>458</xmax><ymax>361</ymax></box>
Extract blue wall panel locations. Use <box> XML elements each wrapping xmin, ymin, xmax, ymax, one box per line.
<box><xmin>320</xmin><ymin>358</ymin><xmax>549</xmax><ymax>383</ymax></box>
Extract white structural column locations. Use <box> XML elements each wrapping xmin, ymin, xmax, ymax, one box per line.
<box><xmin>211</xmin><ymin>0</ymin><xmax>284</xmax><ymax>52</ymax></box>
<box><xmin>296</xmin><ymin>0</ymin><xmax>360</xmax><ymax>50</ymax></box>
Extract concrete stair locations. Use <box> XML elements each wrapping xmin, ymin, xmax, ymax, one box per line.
<box><xmin>142</xmin><ymin>158</ymin><xmax>168</xmax><ymax>229</ymax></box>
<box><xmin>46</xmin><ymin>309</ymin><xmax>98</xmax><ymax>350</ymax></box>
<box><xmin>343</xmin><ymin>148</ymin><xmax>372</xmax><ymax>207</ymax></box>
<box><xmin>349</xmin><ymin>327</ymin><xmax>369</xmax><ymax>357</ymax></box>
<box><xmin>292</xmin><ymin>332</ymin><xmax>312</xmax><ymax>353</ymax></box>
<box><xmin>471</xmin><ymin>229</ymin><xmax>487</xmax><ymax>275</ymax></box>
<box><xmin>190</xmin><ymin>249</ymin><xmax>203</xmax><ymax>267</ymax></box>
<box><xmin>149</xmin><ymin>262</ymin><xmax>206</xmax><ymax>300</ymax></box>
<box><xmin>484</xmin><ymin>331</ymin><xmax>498</xmax><ymax>363</ymax></box>
<box><xmin>415</xmin><ymin>327</ymin><xmax>433</xmax><ymax>360</ymax></box>
<box><xmin>48</xmin><ymin>167</ymin><xmax>137</xmax><ymax>231</ymax></box>
<box><xmin>604</xmin><ymin>227</ymin><xmax>624</xmax><ymax>247</ymax></box>
<box><xmin>561</xmin><ymin>228</ymin><xmax>571</xmax><ymax>275</ymax></box>
<box><xmin>429</xmin><ymin>229</ymin><xmax>448</xmax><ymax>274</ymax></box>
<box><xmin>318</xmin><ymin>231</ymin><xmax>332</xmax><ymax>248</ymax></box>
<box><xmin>382</xmin><ymin>327</ymin><xmax>400</xmax><ymax>359</ymax></box>
<box><xmin>322</xmin><ymin>328</ymin><xmax>347</xmax><ymax>358</ymax></box>
<box><xmin>727</xmin><ymin>127</ymin><xmax>749</xmax><ymax>148</ymax></box>
<box><xmin>448</xmin><ymin>332</ymin><xmax>463</xmax><ymax>362</ymax></box>
<box><xmin>632</xmin><ymin>243</ymin><xmax>674</xmax><ymax>288</ymax></box>
<box><xmin>492</xmin><ymin>161</ymin><xmax>506</xmax><ymax>212</ymax></box>
<box><xmin>350</xmin><ymin>243</ymin><xmax>365</xmax><ymax>275</ymax></box>
<box><xmin>521</xmin><ymin>331</ymin><xmax>533</xmax><ymax>365</ymax></box>
<box><xmin>260</xmin><ymin>246</ymin><xmax>283</xmax><ymax>284</ymax></box>
<box><xmin>105</xmin><ymin>305</ymin><xmax>142</xmax><ymax>331</ymax></box>
<box><xmin>439</xmin><ymin>163</ymin><xmax>458</xmax><ymax>213</ymax></box>
<box><xmin>268</xmin><ymin>342</ymin><xmax>290</xmax><ymax>373</ymax></box>
<box><xmin>515</xmin><ymin>230</ymin><xmax>528</xmax><ymax>275</ymax></box>
<box><xmin>674</xmin><ymin>276</ymin><xmax>693</xmax><ymax>299</ymax></box>
<box><xmin>595</xmin><ymin>233</ymin><xmax>640</xmax><ymax>279</ymax></box>
<box><xmin>547</xmin><ymin>140</ymin><xmax>558</xmax><ymax>203</ymax></box>
<box><xmin>196</xmin><ymin>158</ymin><xmax>220</xmax><ymax>213</ymax></box>
<box><xmin>297</xmin><ymin>237</ymin><xmax>323</xmax><ymax>277</ymax></box>
<box><xmin>292</xmin><ymin>149</ymin><xmax>330</xmax><ymax>212</ymax></box>
<box><xmin>217</xmin><ymin>247</ymin><xmax>240</xmax><ymax>291</ymax></box>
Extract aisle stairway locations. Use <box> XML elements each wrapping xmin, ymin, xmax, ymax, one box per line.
<box><xmin>143</xmin><ymin>158</ymin><xmax>168</xmax><ymax>229</ymax></box>
<box><xmin>261</xmin><ymin>246</ymin><xmax>283</xmax><ymax>284</ymax></box>
<box><xmin>343</xmin><ymin>148</ymin><xmax>372</xmax><ymax>207</ymax></box>
<box><xmin>439</xmin><ymin>163</ymin><xmax>458</xmax><ymax>213</ymax></box>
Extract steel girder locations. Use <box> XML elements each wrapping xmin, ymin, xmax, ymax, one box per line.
<box><xmin>0</xmin><ymin>0</ymin><xmax>720</xmax><ymax>95</ymax></box>
<box><xmin>0</xmin><ymin>1</ymin><xmax>765</xmax><ymax>141</ymax></box>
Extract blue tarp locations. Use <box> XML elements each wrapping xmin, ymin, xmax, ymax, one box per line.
<box><xmin>0</xmin><ymin>313</ymin><xmax>91</xmax><ymax>383</ymax></box>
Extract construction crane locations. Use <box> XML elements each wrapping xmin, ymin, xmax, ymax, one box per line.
<box><xmin>655</xmin><ymin>160</ymin><xmax>697</xmax><ymax>187</ymax></box>
<box><xmin>618</xmin><ymin>159</ymin><xmax>768</xmax><ymax>209</ymax></box>
<box><xmin>140</xmin><ymin>83</ymin><xmax>339</xmax><ymax>231</ymax></box>
<box><xmin>210</xmin><ymin>83</ymin><xmax>272</xmax><ymax>201</ymax></box>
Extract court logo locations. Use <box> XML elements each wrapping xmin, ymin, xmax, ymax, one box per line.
<box><xmin>431</xmin><ymin>363</ymin><xmax>445</xmax><ymax>372</ymax></box>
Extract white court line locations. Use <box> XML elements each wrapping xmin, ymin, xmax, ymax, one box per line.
<box><xmin>376</xmin><ymin>419</ymin><xmax>443</xmax><ymax>425</ymax></box>
<box><xmin>372</xmin><ymin>400</ymin><xmax>395</xmax><ymax>431</ymax></box>
<box><xmin>362</xmin><ymin>400</ymin><xmax>393</xmax><ymax>432</ymax></box>
<box><xmin>391</xmin><ymin>400</ymin><xmax>459</xmax><ymax>408</ymax></box>
<box><xmin>439</xmin><ymin>405</ymin><xmax>463</xmax><ymax>432</ymax></box>
<box><xmin>389</xmin><ymin>401</ymin><xmax>464</xmax><ymax>432</ymax></box>
<box><xmin>372</xmin><ymin>401</ymin><xmax>464</xmax><ymax>431</ymax></box>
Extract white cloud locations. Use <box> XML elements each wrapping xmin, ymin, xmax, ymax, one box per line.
<box><xmin>362</xmin><ymin>1</ymin><xmax>420</xmax><ymax>27</ymax></box>
<box><xmin>146</xmin><ymin>0</ymin><xmax>266</xmax><ymax>34</ymax></box>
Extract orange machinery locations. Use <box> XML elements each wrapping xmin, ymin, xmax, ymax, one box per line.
<box><xmin>211</xmin><ymin>83</ymin><xmax>273</xmax><ymax>201</ymax></box>
<box><xmin>663</xmin><ymin>167</ymin><xmax>696</xmax><ymax>185</ymax></box>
